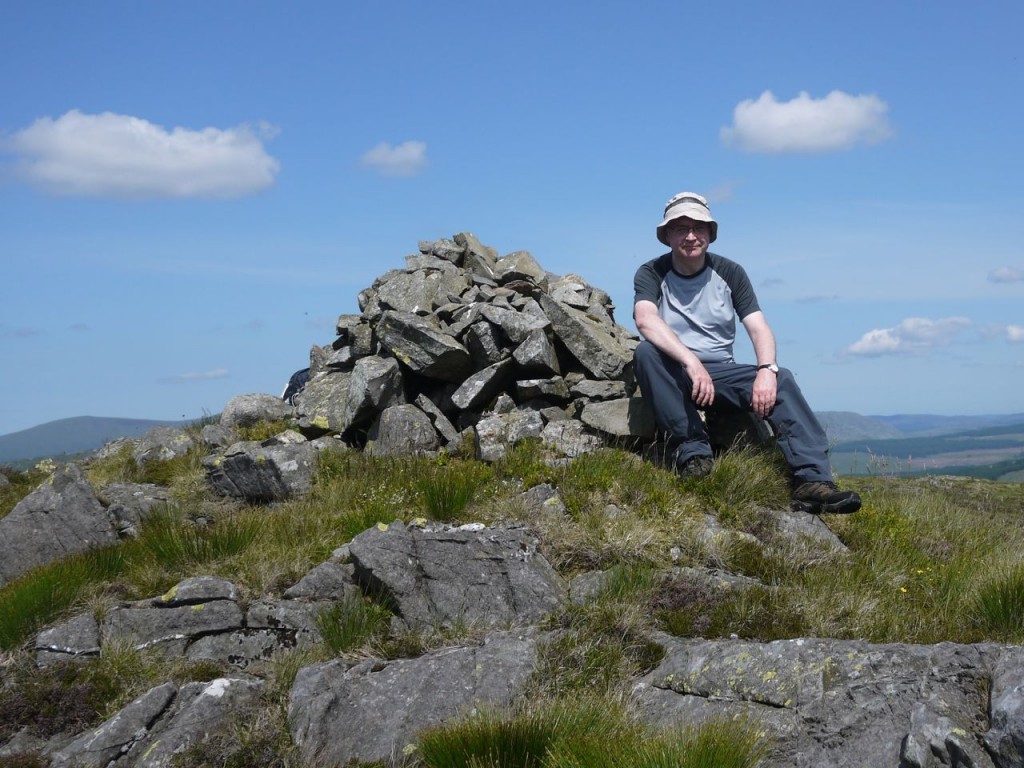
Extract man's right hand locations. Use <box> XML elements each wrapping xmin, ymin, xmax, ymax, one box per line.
<box><xmin>686</xmin><ymin>360</ymin><xmax>715</xmax><ymax>407</ymax></box>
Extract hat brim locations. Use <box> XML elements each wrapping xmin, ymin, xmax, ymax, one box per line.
<box><xmin>656</xmin><ymin>203</ymin><xmax>717</xmax><ymax>245</ymax></box>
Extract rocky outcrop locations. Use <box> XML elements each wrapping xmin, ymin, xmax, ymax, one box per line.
<box><xmin>347</xmin><ymin>520</ymin><xmax>565</xmax><ymax>631</ymax></box>
<box><xmin>633</xmin><ymin>634</ymin><xmax>1024</xmax><ymax>768</ymax></box>
<box><xmin>289</xmin><ymin>629</ymin><xmax>545</xmax><ymax>766</ymax></box>
<box><xmin>0</xmin><ymin>464</ymin><xmax>118</xmax><ymax>588</ymax></box>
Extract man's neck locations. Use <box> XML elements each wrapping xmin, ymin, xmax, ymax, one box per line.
<box><xmin>672</xmin><ymin>253</ymin><xmax>707</xmax><ymax>276</ymax></box>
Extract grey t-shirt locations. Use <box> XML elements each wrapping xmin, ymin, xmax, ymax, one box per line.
<box><xmin>633</xmin><ymin>252</ymin><xmax>760</xmax><ymax>363</ymax></box>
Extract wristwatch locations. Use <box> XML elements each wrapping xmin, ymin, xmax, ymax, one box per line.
<box><xmin>757</xmin><ymin>363</ymin><xmax>779</xmax><ymax>373</ymax></box>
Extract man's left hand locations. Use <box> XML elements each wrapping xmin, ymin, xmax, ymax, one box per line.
<box><xmin>751</xmin><ymin>369</ymin><xmax>777</xmax><ymax>417</ymax></box>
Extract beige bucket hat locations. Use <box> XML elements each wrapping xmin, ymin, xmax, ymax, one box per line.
<box><xmin>656</xmin><ymin>191</ymin><xmax>718</xmax><ymax>245</ymax></box>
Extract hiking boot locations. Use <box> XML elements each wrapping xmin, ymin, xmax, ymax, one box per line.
<box><xmin>675</xmin><ymin>455</ymin><xmax>714</xmax><ymax>480</ymax></box>
<box><xmin>791</xmin><ymin>481</ymin><xmax>861</xmax><ymax>515</ymax></box>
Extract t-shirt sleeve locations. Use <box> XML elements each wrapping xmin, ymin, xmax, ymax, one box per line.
<box><xmin>633</xmin><ymin>258</ymin><xmax>664</xmax><ymax>306</ymax></box>
<box><xmin>721</xmin><ymin>260</ymin><xmax>760</xmax><ymax>319</ymax></box>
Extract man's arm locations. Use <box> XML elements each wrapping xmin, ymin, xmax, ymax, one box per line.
<box><xmin>634</xmin><ymin>300</ymin><xmax>715</xmax><ymax>407</ymax></box>
<box><xmin>741</xmin><ymin>311</ymin><xmax>778</xmax><ymax>417</ymax></box>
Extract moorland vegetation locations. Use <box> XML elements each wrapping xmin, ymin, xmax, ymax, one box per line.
<box><xmin>2</xmin><ymin>419</ymin><xmax>1023</xmax><ymax>768</ymax></box>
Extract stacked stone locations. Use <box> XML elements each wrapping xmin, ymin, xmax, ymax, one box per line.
<box><xmin>291</xmin><ymin>232</ymin><xmax>653</xmax><ymax>460</ymax></box>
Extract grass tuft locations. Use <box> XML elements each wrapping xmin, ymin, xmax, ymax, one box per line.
<box><xmin>417</xmin><ymin>697</ymin><xmax>767</xmax><ymax>768</ymax></box>
<box><xmin>315</xmin><ymin>593</ymin><xmax>393</xmax><ymax>655</ymax></box>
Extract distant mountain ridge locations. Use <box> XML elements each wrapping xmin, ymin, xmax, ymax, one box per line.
<box><xmin>2</xmin><ymin>412</ymin><xmax>1022</xmax><ymax>467</ymax></box>
<box><xmin>0</xmin><ymin>416</ymin><xmax>191</xmax><ymax>464</ymax></box>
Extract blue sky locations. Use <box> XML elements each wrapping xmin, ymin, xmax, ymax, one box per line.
<box><xmin>1</xmin><ymin>0</ymin><xmax>1022</xmax><ymax>436</ymax></box>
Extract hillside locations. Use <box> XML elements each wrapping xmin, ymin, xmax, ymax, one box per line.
<box><xmin>0</xmin><ymin>416</ymin><xmax>191</xmax><ymax>465</ymax></box>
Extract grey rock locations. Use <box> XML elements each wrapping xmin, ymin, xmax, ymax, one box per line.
<box><xmin>133</xmin><ymin>426</ymin><xmax>197</xmax><ymax>465</ymax></box>
<box><xmin>451</xmin><ymin>359</ymin><xmax>515</xmax><ymax>411</ymax></box>
<box><xmin>129</xmin><ymin>678</ymin><xmax>263</xmax><ymax>768</ymax></box>
<box><xmin>292</xmin><ymin>370</ymin><xmax>353</xmax><ymax>433</ymax></box>
<box><xmin>246</xmin><ymin>599</ymin><xmax>328</xmax><ymax>645</ymax></box>
<box><xmin>480</xmin><ymin>304</ymin><xmax>549</xmax><ymax>344</ymax></box>
<box><xmin>0</xmin><ymin>464</ymin><xmax>117</xmax><ymax>588</ymax></box>
<box><xmin>49</xmin><ymin>682</ymin><xmax>177</xmax><ymax>768</ymax></box>
<box><xmin>343</xmin><ymin>355</ymin><xmax>406</xmax><ymax>430</ymax></box>
<box><xmin>985</xmin><ymin>647</ymin><xmax>1024</xmax><ymax>765</ymax></box>
<box><xmin>455</xmin><ymin>231</ymin><xmax>498</xmax><ymax>280</ymax></box>
<box><xmin>100</xmin><ymin>481</ymin><xmax>172</xmax><ymax>535</ymax></box>
<box><xmin>770</xmin><ymin>507</ymin><xmax>849</xmax><ymax>552</ymax></box>
<box><xmin>198</xmin><ymin>423</ymin><xmax>237</xmax><ymax>449</ymax></box>
<box><xmin>580</xmin><ymin>397</ymin><xmax>656</xmax><ymax>439</ymax></box>
<box><xmin>221</xmin><ymin>393</ymin><xmax>297</xmax><ymax>429</ymax></box>
<box><xmin>464</xmin><ymin>320</ymin><xmax>510</xmax><ymax>366</ymax></box>
<box><xmin>513</xmin><ymin>328</ymin><xmax>562</xmax><ymax>374</ymax></box>
<box><xmin>153</xmin><ymin>576</ymin><xmax>239</xmax><ymax>606</ymax></box>
<box><xmin>186</xmin><ymin>629</ymin><xmax>287</xmax><ymax>668</ymax></box>
<box><xmin>703</xmin><ymin>407</ymin><xmax>775</xmax><ymax>453</ymax></box>
<box><xmin>517</xmin><ymin>483</ymin><xmax>567</xmax><ymax>516</ymax></box>
<box><xmin>365</xmin><ymin>404</ymin><xmax>440</xmax><ymax>456</ymax></box>
<box><xmin>36</xmin><ymin>612</ymin><xmax>101</xmax><ymax>666</ymax></box>
<box><xmin>901</xmin><ymin>702</ymin><xmax>995</xmax><ymax>767</ymax></box>
<box><xmin>474</xmin><ymin>409</ymin><xmax>545</xmax><ymax>462</ymax></box>
<box><xmin>569</xmin><ymin>378</ymin><xmax>627</xmax><ymax>400</ymax></box>
<box><xmin>289</xmin><ymin>630</ymin><xmax>544</xmax><ymax>767</ymax></box>
<box><xmin>414</xmin><ymin>394</ymin><xmax>461</xmax><ymax>446</ymax></box>
<box><xmin>101</xmin><ymin>599</ymin><xmax>244</xmax><ymax>654</ymax></box>
<box><xmin>494</xmin><ymin>249</ymin><xmax>548</xmax><ymax>286</ymax></box>
<box><xmin>419</xmin><ymin>237</ymin><xmax>466</xmax><ymax>264</ymax></box>
<box><xmin>516</xmin><ymin>377</ymin><xmax>571</xmax><ymax>403</ymax></box>
<box><xmin>540</xmin><ymin>419</ymin><xmax>604</xmax><ymax>458</ymax></box>
<box><xmin>284</xmin><ymin>561</ymin><xmax>359</xmax><ymax>601</ymax></box>
<box><xmin>634</xmin><ymin>636</ymin><xmax>997</xmax><ymax>768</ymax></box>
<box><xmin>204</xmin><ymin>440</ymin><xmax>320</xmax><ymax>502</ymax></box>
<box><xmin>376</xmin><ymin>310</ymin><xmax>474</xmax><ymax>382</ymax></box>
<box><xmin>539</xmin><ymin>294</ymin><xmax>631</xmax><ymax>380</ymax></box>
<box><xmin>376</xmin><ymin>269</ymin><xmax>445</xmax><ymax>315</ymax></box>
<box><xmin>347</xmin><ymin>521</ymin><xmax>565</xmax><ymax>631</ymax></box>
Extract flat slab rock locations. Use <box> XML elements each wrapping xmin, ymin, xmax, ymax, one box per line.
<box><xmin>633</xmin><ymin>634</ymin><xmax>1024</xmax><ymax>768</ymax></box>
<box><xmin>289</xmin><ymin>629</ymin><xmax>546</xmax><ymax>766</ymax></box>
<box><xmin>347</xmin><ymin>521</ymin><xmax>566</xmax><ymax>630</ymax></box>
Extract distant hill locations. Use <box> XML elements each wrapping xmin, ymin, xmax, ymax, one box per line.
<box><xmin>868</xmin><ymin>413</ymin><xmax>1024</xmax><ymax>436</ymax></box>
<box><xmin>0</xmin><ymin>416</ymin><xmax>191</xmax><ymax>465</ymax></box>
<box><xmin>817</xmin><ymin>411</ymin><xmax>904</xmax><ymax>444</ymax></box>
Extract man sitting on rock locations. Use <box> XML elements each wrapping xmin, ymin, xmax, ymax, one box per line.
<box><xmin>632</xmin><ymin>191</ymin><xmax>861</xmax><ymax>515</ymax></box>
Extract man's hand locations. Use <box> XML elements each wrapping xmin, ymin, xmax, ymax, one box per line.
<box><xmin>751</xmin><ymin>369</ymin><xmax>777</xmax><ymax>417</ymax></box>
<box><xmin>687</xmin><ymin>360</ymin><xmax>715</xmax><ymax>407</ymax></box>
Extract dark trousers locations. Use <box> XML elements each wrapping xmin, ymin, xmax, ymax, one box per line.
<box><xmin>633</xmin><ymin>341</ymin><xmax>832</xmax><ymax>484</ymax></box>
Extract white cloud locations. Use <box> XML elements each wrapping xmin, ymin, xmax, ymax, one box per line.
<box><xmin>845</xmin><ymin>316</ymin><xmax>972</xmax><ymax>357</ymax></box>
<box><xmin>360</xmin><ymin>140</ymin><xmax>427</xmax><ymax>176</ymax></box>
<box><xmin>161</xmin><ymin>368</ymin><xmax>230</xmax><ymax>383</ymax></box>
<box><xmin>1008</xmin><ymin>325</ymin><xmax>1024</xmax><ymax>342</ymax></box>
<box><xmin>721</xmin><ymin>90</ymin><xmax>893</xmax><ymax>153</ymax></box>
<box><xmin>5</xmin><ymin>110</ymin><xmax>280</xmax><ymax>199</ymax></box>
<box><xmin>989</xmin><ymin>266</ymin><xmax>1024</xmax><ymax>283</ymax></box>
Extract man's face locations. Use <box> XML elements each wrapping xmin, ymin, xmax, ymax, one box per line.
<box><xmin>665</xmin><ymin>216</ymin><xmax>711</xmax><ymax>267</ymax></box>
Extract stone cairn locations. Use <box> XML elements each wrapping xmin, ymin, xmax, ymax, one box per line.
<box><xmin>290</xmin><ymin>231</ymin><xmax>650</xmax><ymax>461</ymax></box>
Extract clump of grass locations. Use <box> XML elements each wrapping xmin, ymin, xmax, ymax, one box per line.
<box><xmin>696</xmin><ymin>446</ymin><xmax>790</xmax><ymax>520</ymax></box>
<box><xmin>535</xmin><ymin>582</ymin><xmax>664</xmax><ymax>699</ymax></box>
<box><xmin>0</xmin><ymin>545</ymin><xmax>126</xmax><ymax>651</ymax></box>
<box><xmin>417</xmin><ymin>461</ymin><xmax>490</xmax><ymax>521</ymax></box>
<box><xmin>315</xmin><ymin>593</ymin><xmax>393</xmax><ymax>655</ymax></box>
<box><xmin>133</xmin><ymin>507</ymin><xmax>264</xmax><ymax>572</ymax></box>
<box><xmin>973</xmin><ymin>565</ymin><xmax>1024</xmax><ymax>638</ymax></box>
<box><xmin>234</xmin><ymin>419</ymin><xmax>294</xmax><ymax>443</ymax></box>
<box><xmin>417</xmin><ymin>697</ymin><xmax>768</xmax><ymax>768</ymax></box>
